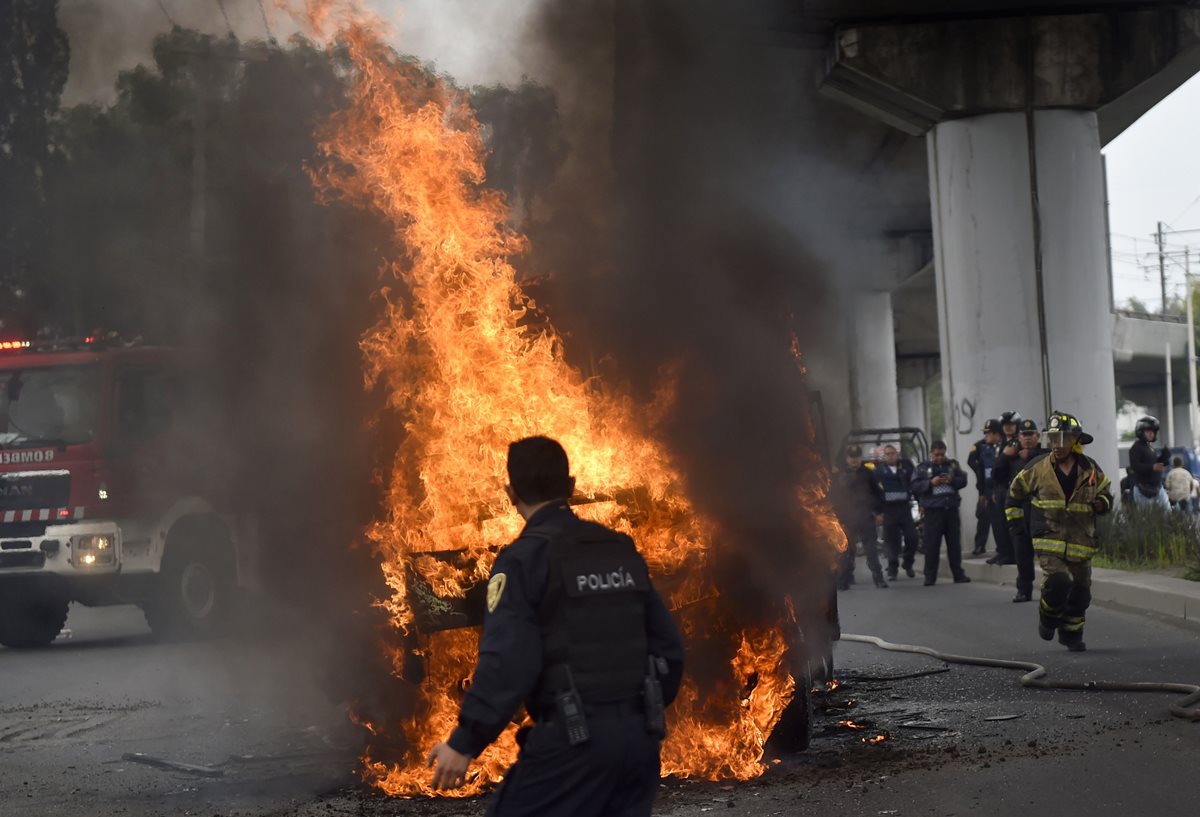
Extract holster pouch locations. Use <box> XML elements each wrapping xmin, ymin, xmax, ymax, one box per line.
<box><xmin>643</xmin><ymin>655</ymin><xmax>667</xmax><ymax>739</ymax></box>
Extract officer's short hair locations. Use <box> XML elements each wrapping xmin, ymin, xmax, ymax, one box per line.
<box><xmin>1174</xmin><ymin>456</ymin><xmax>1184</xmax><ymax>468</ymax></box>
<box><xmin>931</xmin><ymin>440</ymin><xmax>947</xmax><ymax>452</ymax></box>
<box><xmin>507</xmin><ymin>436</ymin><xmax>572</xmax><ymax>503</ymax></box>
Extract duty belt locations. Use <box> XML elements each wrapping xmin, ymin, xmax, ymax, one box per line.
<box><xmin>884</xmin><ymin>491</ymin><xmax>909</xmax><ymax>502</ymax></box>
<box><xmin>932</xmin><ymin>485</ymin><xmax>955</xmax><ymax>495</ymax></box>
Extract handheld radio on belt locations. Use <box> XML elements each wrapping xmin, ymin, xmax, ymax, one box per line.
<box><xmin>644</xmin><ymin>655</ymin><xmax>668</xmax><ymax>739</ymax></box>
<box><xmin>555</xmin><ymin>666</ymin><xmax>590</xmax><ymax>746</ymax></box>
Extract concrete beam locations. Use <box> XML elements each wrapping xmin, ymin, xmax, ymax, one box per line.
<box><xmin>820</xmin><ymin>6</ymin><xmax>1200</xmax><ymax>142</ymax></box>
<box><xmin>1112</xmin><ymin>312</ymin><xmax>1191</xmax><ymax>362</ymax></box>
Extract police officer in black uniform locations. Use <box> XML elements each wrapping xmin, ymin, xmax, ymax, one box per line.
<box><xmin>994</xmin><ymin>418</ymin><xmax>1049</xmax><ymax>602</ymax></box>
<box><xmin>831</xmin><ymin>444</ymin><xmax>887</xmax><ymax>590</ymax></box>
<box><xmin>987</xmin><ymin>410</ymin><xmax>1022</xmax><ymax>565</ymax></box>
<box><xmin>966</xmin><ymin>419</ymin><xmax>1001</xmax><ymax>556</ymax></box>
<box><xmin>912</xmin><ymin>440</ymin><xmax>971</xmax><ymax>586</ymax></box>
<box><xmin>426</xmin><ymin>437</ymin><xmax>685</xmax><ymax>816</ymax></box>
<box><xmin>876</xmin><ymin>444</ymin><xmax>919</xmax><ymax>580</ymax></box>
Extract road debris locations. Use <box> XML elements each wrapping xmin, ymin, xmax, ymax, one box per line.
<box><xmin>120</xmin><ymin>753</ymin><xmax>224</xmax><ymax>778</ymax></box>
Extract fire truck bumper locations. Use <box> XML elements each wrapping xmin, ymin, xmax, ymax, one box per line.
<box><xmin>0</xmin><ymin>520</ymin><xmax>123</xmax><ymax>576</ymax></box>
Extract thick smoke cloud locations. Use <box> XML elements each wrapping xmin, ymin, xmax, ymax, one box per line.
<box><xmin>522</xmin><ymin>0</ymin><xmax>850</xmax><ymax>605</ymax></box>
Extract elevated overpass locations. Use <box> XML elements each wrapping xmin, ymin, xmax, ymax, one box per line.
<box><xmin>610</xmin><ymin>1</ymin><xmax>1200</xmax><ymax>484</ymax></box>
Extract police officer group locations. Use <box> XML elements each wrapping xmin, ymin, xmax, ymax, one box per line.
<box><xmin>832</xmin><ymin>439</ymin><xmax>971</xmax><ymax>589</ymax></box>
<box><xmin>834</xmin><ymin>410</ymin><xmax>1113</xmax><ymax>652</ymax></box>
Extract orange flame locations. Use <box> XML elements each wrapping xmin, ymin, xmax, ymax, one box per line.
<box><xmin>293</xmin><ymin>0</ymin><xmax>840</xmax><ymax>798</ymax></box>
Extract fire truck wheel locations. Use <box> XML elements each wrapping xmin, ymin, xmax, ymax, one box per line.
<box><xmin>0</xmin><ymin>584</ymin><xmax>70</xmax><ymax>649</ymax></box>
<box><xmin>143</xmin><ymin>519</ymin><xmax>234</xmax><ymax>640</ymax></box>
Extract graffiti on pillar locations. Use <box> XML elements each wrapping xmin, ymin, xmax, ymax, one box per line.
<box><xmin>954</xmin><ymin>397</ymin><xmax>977</xmax><ymax>435</ymax></box>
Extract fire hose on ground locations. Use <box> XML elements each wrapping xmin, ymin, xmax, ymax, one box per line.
<box><xmin>840</xmin><ymin>633</ymin><xmax>1200</xmax><ymax>722</ymax></box>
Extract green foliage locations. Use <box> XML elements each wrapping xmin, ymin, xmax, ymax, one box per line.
<box><xmin>0</xmin><ymin>0</ymin><xmax>70</xmax><ymax>333</ymax></box>
<box><xmin>1097</xmin><ymin>503</ymin><xmax>1200</xmax><ymax>578</ymax></box>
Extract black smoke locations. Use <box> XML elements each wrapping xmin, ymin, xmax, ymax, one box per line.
<box><xmin>522</xmin><ymin>0</ymin><xmax>848</xmax><ymax>611</ymax></box>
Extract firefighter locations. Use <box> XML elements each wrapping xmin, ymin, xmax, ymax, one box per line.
<box><xmin>966</xmin><ymin>419</ymin><xmax>1001</xmax><ymax>556</ymax></box>
<box><xmin>831</xmin><ymin>444</ymin><xmax>887</xmax><ymax>590</ymax></box>
<box><xmin>1128</xmin><ymin>416</ymin><xmax>1171</xmax><ymax>510</ymax></box>
<box><xmin>912</xmin><ymin>440</ymin><xmax>971</xmax><ymax>586</ymax></box>
<box><xmin>1006</xmin><ymin>413</ymin><xmax>1112</xmax><ymax>651</ymax></box>
<box><xmin>995</xmin><ymin>418</ymin><xmax>1049</xmax><ymax>602</ymax></box>
<box><xmin>426</xmin><ymin>437</ymin><xmax>685</xmax><ymax>816</ymax></box>
<box><xmin>876</xmin><ymin>444</ymin><xmax>919</xmax><ymax>580</ymax></box>
<box><xmin>986</xmin><ymin>410</ymin><xmax>1022</xmax><ymax>565</ymax></box>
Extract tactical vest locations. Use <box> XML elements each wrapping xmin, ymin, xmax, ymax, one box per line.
<box><xmin>529</xmin><ymin>520</ymin><xmax>651</xmax><ymax>705</ymax></box>
<box><xmin>876</xmin><ymin>463</ymin><xmax>912</xmax><ymax>506</ymax></box>
<box><xmin>977</xmin><ymin>442</ymin><xmax>996</xmax><ymax>485</ymax></box>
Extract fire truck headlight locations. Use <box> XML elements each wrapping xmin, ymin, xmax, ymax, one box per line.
<box><xmin>73</xmin><ymin>535</ymin><xmax>115</xmax><ymax>566</ymax></box>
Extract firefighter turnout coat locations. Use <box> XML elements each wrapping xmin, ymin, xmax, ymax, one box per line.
<box><xmin>1005</xmin><ymin>453</ymin><xmax>1113</xmax><ymax>562</ymax></box>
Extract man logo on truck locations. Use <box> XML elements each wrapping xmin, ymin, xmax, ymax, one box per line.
<box><xmin>0</xmin><ymin>482</ymin><xmax>34</xmax><ymax>498</ymax></box>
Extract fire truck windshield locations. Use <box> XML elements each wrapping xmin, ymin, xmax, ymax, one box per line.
<box><xmin>0</xmin><ymin>364</ymin><xmax>101</xmax><ymax>448</ymax></box>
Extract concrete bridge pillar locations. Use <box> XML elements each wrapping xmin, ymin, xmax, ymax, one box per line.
<box><xmin>928</xmin><ymin>110</ymin><xmax>1117</xmax><ymax>477</ymax></box>
<box><xmin>848</xmin><ymin>291</ymin><xmax>900</xmax><ymax>430</ymax></box>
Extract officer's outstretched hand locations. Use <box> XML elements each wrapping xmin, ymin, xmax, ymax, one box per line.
<box><xmin>427</xmin><ymin>741</ymin><xmax>470</xmax><ymax>790</ymax></box>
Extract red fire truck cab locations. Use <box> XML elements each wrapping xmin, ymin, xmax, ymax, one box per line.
<box><xmin>0</xmin><ymin>337</ymin><xmax>255</xmax><ymax>647</ymax></box>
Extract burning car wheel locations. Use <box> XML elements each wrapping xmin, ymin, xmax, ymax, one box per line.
<box><xmin>143</xmin><ymin>518</ymin><xmax>234</xmax><ymax>640</ymax></box>
<box><xmin>0</xmin><ymin>582</ymin><xmax>69</xmax><ymax>649</ymax></box>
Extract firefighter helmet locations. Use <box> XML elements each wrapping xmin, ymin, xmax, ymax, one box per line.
<box><xmin>1044</xmin><ymin>411</ymin><xmax>1094</xmax><ymax>445</ymax></box>
<box><xmin>1000</xmin><ymin>410</ymin><xmax>1023</xmax><ymax>427</ymax></box>
<box><xmin>1135</xmin><ymin>416</ymin><xmax>1160</xmax><ymax>441</ymax></box>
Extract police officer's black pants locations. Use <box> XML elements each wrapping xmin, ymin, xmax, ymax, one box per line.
<box><xmin>973</xmin><ymin>498</ymin><xmax>992</xmax><ymax>553</ymax></box>
<box><xmin>922</xmin><ymin>508</ymin><xmax>965</xmax><ymax>581</ymax></box>
<box><xmin>838</xmin><ymin>518</ymin><xmax>883</xmax><ymax>586</ymax></box>
<box><xmin>1012</xmin><ymin>529</ymin><xmax>1035</xmax><ymax>595</ymax></box>
<box><xmin>988</xmin><ymin>490</ymin><xmax>1014</xmax><ymax>561</ymax></box>
<box><xmin>486</xmin><ymin>706</ymin><xmax>660</xmax><ymax>817</ymax></box>
<box><xmin>881</xmin><ymin>507</ymin><xmax>919</xmax><ymax>573</ymax></box>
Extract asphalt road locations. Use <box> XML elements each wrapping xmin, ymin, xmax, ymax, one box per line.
<box><xmin>0</xmin><ymin>602</ymin><xmax>357</xmax><ymax>817</ymax></box>
<box><xmin>3</xmin><ymin>574</ymin><xmax>1199</xmax><ymax>816</ymax></box>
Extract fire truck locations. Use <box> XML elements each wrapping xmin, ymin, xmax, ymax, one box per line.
<box><xmin>0</xmin><ymin>337</ymin><xmax>255</xmax><ymax>648</ymax></box>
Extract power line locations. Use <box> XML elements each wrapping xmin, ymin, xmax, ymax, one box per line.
<box><xmin>257</xmin><ymin>0</ymin><xmax>275</xmax><ymax>41</ymax></box>
<box><xmin>216</xmin><ymin>0</ymin><xmax>234</xmax><ymax>37</ymax></box>
<box><xmin>156</xmin><ymin>0</ymin><xmax>177</xmax><ymax>28</ymax></box>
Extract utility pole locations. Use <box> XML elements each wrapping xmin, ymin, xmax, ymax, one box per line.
<box><xmin>1188</xmin><ymin>247</ymin><xmax>1198</xmax><ymax>447</ymax></box>
<box><xmin>1166</xmin><ymin>339</ymin><xmax>1175</xmax><ymax>447</ymax></box>
<box><xmin>1157</xmin><ymin>221</ymin><xmax>1168</xmax><ymax>313</ymax></box>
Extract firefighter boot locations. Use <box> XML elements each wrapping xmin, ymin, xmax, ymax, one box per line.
<box><xmin>1059</xmin><ymin>631</ymin><xmax>1086</xmax><ymax>652</ymax></box>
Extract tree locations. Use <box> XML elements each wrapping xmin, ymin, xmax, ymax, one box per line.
<box><xmin>0</xmin><ymin>0</ymin><xmax>69</xmax><ymax>334</ymax></box>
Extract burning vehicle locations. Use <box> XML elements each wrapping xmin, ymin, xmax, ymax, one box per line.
<box><xmin>0</xmin><ymin>337</ymin><xmax>255</xmax><ymax>648</ymax></box>
<box><xmin>285</xmin><ymin>2</ymin><xmax>847</xmax><ymax>797</ymax></box>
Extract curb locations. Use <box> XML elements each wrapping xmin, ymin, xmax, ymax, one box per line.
<box><xmin>945</xmin><ymin>558</ymin><xmax>1200</xmax><ymax>623</ymax></box>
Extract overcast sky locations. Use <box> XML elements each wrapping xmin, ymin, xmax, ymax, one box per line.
<box><xmin>1104</xmin><ymin>72</ymin><xmax>1200</xmax><ymax>312</ymax></box>
<box><xmin>60</xmin><ymin>0</ymin><xmax>1200</xmax><ymax>315</ymax></box>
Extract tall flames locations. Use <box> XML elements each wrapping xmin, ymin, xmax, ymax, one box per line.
<box><xmin>296</xmin><ymin>1</ymin><xmax>841</xmax><ymax>798</ymax></box>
